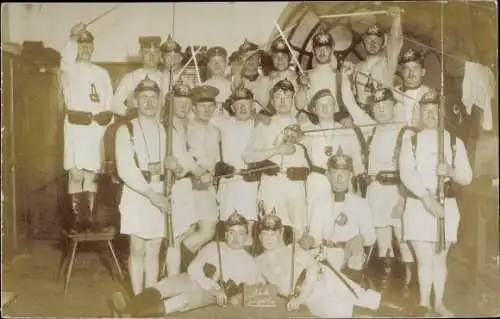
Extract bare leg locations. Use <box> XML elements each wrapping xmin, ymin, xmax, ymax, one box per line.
<box><xmin>376</xmin><ymin>227</ymin><xmax>393</xmax><ymax>258</ymax></box>
<box><xmin>433</xmin><ymin>242</ymin><xmax>453</xmax><ymax>316</ymax></box>
<box><xmin>144</xmin><ymin>238</ymin><xmax>162</xmax><ymax>288</ymax></box>
<box><xmin>166</xmin><ymin>225</ymin><xmax>197</xmax><ymax>276</ymax></box>
<box><xmin>129</xmin><ymin>235</ymin><xmax>146</xmax><ymax>295</ymax></box>
<box><xmin>183</xmin><ymin>219</ymin><xmax>216</xmax><ymax>253</ymax></box>
<box><xmin>411</xmin><ymin>240</ymin><xmax>434</xmax><ymax>308</ymax></box>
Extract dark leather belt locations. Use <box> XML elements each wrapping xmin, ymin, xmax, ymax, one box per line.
<box><xmin>370</xmin><ymin>171</ymin><xmax>400</xmax><ymax>185</ymax></box>
<box><xmin>407</xmin><ymin>181</ymin><xmax>456</xmax><ymax>199</ymax></box>
<box><xmin>322</xmin><ymin>240</ymin><xmax>347</xmax><ymax>249</ymax></box>
<box><xmin>67</xmin><ymin>110</ymin><xmax>113</xmax><ymax>126</ymax></box>
<box><xmin>142</xmin><ymin>171</ymin><xmax>165</xmax><ymax>183</ymax></box>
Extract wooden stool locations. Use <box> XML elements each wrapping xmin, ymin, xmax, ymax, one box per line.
<box><xmin>57</xmin><ymin>227</ymin><xmax>124</xmax><ymax>295</ymax></box>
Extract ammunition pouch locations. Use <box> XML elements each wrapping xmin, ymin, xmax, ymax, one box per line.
<box><xmin>371</xmin><ymin>171</ymin><xmax>401</xmax><ymax>186</ymax></box>
<box><xmin>67</xmin><ymin>110</ymin><xmax>113</xmax><ymax>126</ymax></box>
<box><xmin>353</xmin><ymin>174</ymin><xmax>369</xmax><ymax>197</ymax></box>
<box><xmin>215</xmin><ymin>161</ymin><xmax>236</xmax><ymax>178</ymax></box>
<box><xmin>243</xmin><ymin>160</ymin><xmax>280</xmax><ymax>182</ymax></box>
<box><xmin>141</xmin><ymin>171</ymin><xmax>165</xmax><ymax>183</ymax></box>
<box><xmin>93</xmin><ymin>111</ymin><xmax>113</xmax><ymax>126</ymax></box>
<box><xmin>285</xmin><ymin>167</ymin><xmax>310</xmax><ymax>181</ymax></box>
<box><xmin>67</xmin><ymin>110</ymin><xmax>93</xmax><ymax>125</ymax></box>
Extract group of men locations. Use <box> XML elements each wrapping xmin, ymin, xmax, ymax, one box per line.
<box><xmin>61</xmin><ymin>5</ymin><xmax>473</xmax><ymax>318</ymax></box>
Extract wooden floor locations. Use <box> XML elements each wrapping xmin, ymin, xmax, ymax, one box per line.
<box><xmin>2</xmin><ymin>238</ymin><xmax>499</xmax><ymax>318</ymax></box>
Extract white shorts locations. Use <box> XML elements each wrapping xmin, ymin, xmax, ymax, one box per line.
<box><xmin>218</xmin><ymin>177</ymin><xmax>259</xmax><ymax>221</ymax></box>
<box><xmin>193</xmin><ymin>188</ymin><xmax>218</xmax><ymax>222</ymax></box>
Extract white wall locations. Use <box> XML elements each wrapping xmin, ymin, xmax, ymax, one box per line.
<box><xmin>3</xmin><ymin>2</ymin><xmax>289</xmax><ymax>62</ymax></box>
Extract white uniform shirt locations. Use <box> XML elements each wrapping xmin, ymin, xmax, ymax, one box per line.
<box><xmin>308</xmin><ymin>64</ymin><xmax>339</xmax><ymax>100</ymax></box>
<box><xmin>188</xmin><ymin>242</ymin><xmax>265</xmax><ymax>291</ymax></box>
<box><xmin>115</xmin><ymin>118</ymin><xmax>166</xmax><ymax>195</ymax></box>
<box><xmin>242</xmin><ymin>74</ymin><xmax>271</xmax><ymax>108</ymax></box>
<box><xmin>212</xmin><ymin>116</ymin><xmax>255</xmax><ymax>170</ymax></box>
<box><xmin>203</xmin><ymin>76</ymin><xmax>233</xmax><ymax>117</ymax></box>
<box><xmin>322</xmin><ymin>193</ymin><xmax>376</xmax><ymax>246</ymax></box>
<box><xmin>304</xmin><ymin>120</ymin><xmax>364</xmax><ymax>175</ymax></box>
<box><xmin>187</xmin><ymin>120</ymin><xmax>220</xmax><ymax>171</ymax></box>
<box><xmin>60</xmin><ymin>41</ymin><xmax>114</xmax><ymax>171</ymax></box>
<box><xmin>394</xmin><ymin>84</ymin><xmax>431</xmax><ymax>127</ymax></box>
<box><xmin>366</xmin><ymin>124</ymin><xmax>406</xmax><ymax>171</ymax></box>
<box><xmin>246</xmin><ymin>115</ymin><xmax>308</xmax><ymax>168</ymax></box>
<box><xmin>111</xmin><ymin>67</ymin><xmax>163</xmax><ymax>115</ymax></box>
<box><xmin>172</xmin><ymin>117</ymin><xmax>196</xmax><ymax>174</ymax></box>
<box><xmin>399</xmin><ymin>129</ymin><xmax>473</xmax><ymax>198</ymax></box>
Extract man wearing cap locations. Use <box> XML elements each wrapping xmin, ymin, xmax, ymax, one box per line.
<box><xmin>394</xmin><ymin>48</ymin><xmax>431</xmax><ymax>127</ymax></box>
<box><xmin>341</xmin><ymin>64</ymin><xmax>418</xmax><ymax>307</ymax></box>
<box><xmin>230</xmin><ymin>39</ymin><xmax>270</xmax><ymax>108</ymax></box>
<box><xmin>110</xmin><ymin>212</ymin><xmax>265</xmax><ymax>317</ymax></box>
<box><xmin>212</xmin><ymin>87</ymin><xmax>260</xmax><ymax>231</ymax></box>
<box><xmin>353</xmin><ymin>7</ymin><xmax>403</xmax><ymax>108</ymax></box>
<box><xmin>180</xmin><ymin>85</ymin><xmax>221</xmax><ymax>257</ymax></box>
<box><xmin>203</xmin><ymin>46</ymin><xmax>232</xmax><ymax>117</ymax></box>
<box><xmin>61</xmin><ymin>23</ymin><xmax>114</xmax><ymax>233</ymax></box>
<box><xmin>115</xmin><ymin>76</ymin><xmax>170</xmax><ymax>295</ymax></box>
<box><xmin>399</xmin><ymin>90</ymin><xmax>472</xmax><ymax>316</ymax></box>
<box><xmin>301</xmin><ymin>88</ymin><xmax>365</xmax><ymax>253</ymax></box>
<box><xmin>111</xmin><ymin>36</ymin><xmax>163</xmax><ymax>117</ymax></box>
<box><xmin>243</xmin><ymin>79</ymin><xmax>309</xmax><ymax>239</ymax></box>
<box><xmin>255</xmin><ymin>211</ymin><xmax>381</xmax><ymax>317</ymax></box>
<box><xmin>267</xmin><ymin>38</ymin><xmax>299</xmax><ymax>93</ymax></box>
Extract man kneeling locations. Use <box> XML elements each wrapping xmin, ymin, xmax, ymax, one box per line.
<box><xmin>110</xmin><ymin>212</ymin><xmax>265</xmax><ymax>317</ymax></box>
<box><xmin>255</xmin><ymin>212</ymin><xmax>381</xmax><ymax>318</ymax></box>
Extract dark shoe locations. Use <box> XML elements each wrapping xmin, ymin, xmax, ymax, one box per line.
<box><xmin>119</xmin><ymin>287</ymin><xmax>165</xmax><ymax>317</ymax></box>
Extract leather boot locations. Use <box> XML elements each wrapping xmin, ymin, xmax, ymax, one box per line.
<box><xmin>69</xmin><ymin>193</ymin><xmax>85</xmax><ymax>234</ymax></box>
<box><xmin>87</xmin><ymin>192</ymin><xmax>103</xmax><ymax>232</ymax></box>
<box><xmin>379</xmin><ymin>252</ymin><xmax>393</xmax><ymax>292</ymax></box>
<box><xmin>109</xmin><ymin>288</ymin><xmax>165</xmax><ymax>318</ymax></box>
<box><xmin>401</xmin><ymin>262</ymin><xmax>414</xmax><ymax>301</ymax></box>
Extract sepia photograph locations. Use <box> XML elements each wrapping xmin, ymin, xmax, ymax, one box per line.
<box><xmin>1</xmin><ymin>1</ymin><xmax>498</xmax><ymax>318</ymax></box>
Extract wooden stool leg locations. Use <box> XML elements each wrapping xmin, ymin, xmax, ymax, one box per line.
<box><xmin>64</xmin><ymin>240</ymin><xmax>79</xmax><ymax>295</ymax></box>
<box><xmin>108</xmin><ymin>240</ymin><xmax>124</xmax><ymax>281</ymax></box>
<box><xmin>57</xmin><ymin>237</ymin><xmax>70</xmax><ymax>282</ymax></box>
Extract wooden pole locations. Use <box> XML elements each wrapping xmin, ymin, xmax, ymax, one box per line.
<box><xmin>436</xmin><ymin>2</ymin><xmax>446</xmax><ymax>254</ymax></box>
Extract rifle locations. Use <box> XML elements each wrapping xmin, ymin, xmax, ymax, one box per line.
<box><xmin>164</xmin><ymin>67</ymin><xmax>175</xmax><ymax>249</ymax></box>
<box><xmin>436</xmin><ymin>3</ymin><xmax>446</xmax><ymax>254</ymax></box>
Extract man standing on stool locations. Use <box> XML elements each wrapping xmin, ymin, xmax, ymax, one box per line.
<box><xmin>61</xmin><ymin>23</ymin><xmax>114</xmax><ymax>233</ymax></box>
<box><xmin>115</xmin><ymin>76</ymin><xmax>170</xmax><ymax>295</ymax></box>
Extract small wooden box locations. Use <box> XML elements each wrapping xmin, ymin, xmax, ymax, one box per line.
<box><xmin>243</xmin><ymin>284</ymin><xmax>280</xmax><ymax>308</ymax></box>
